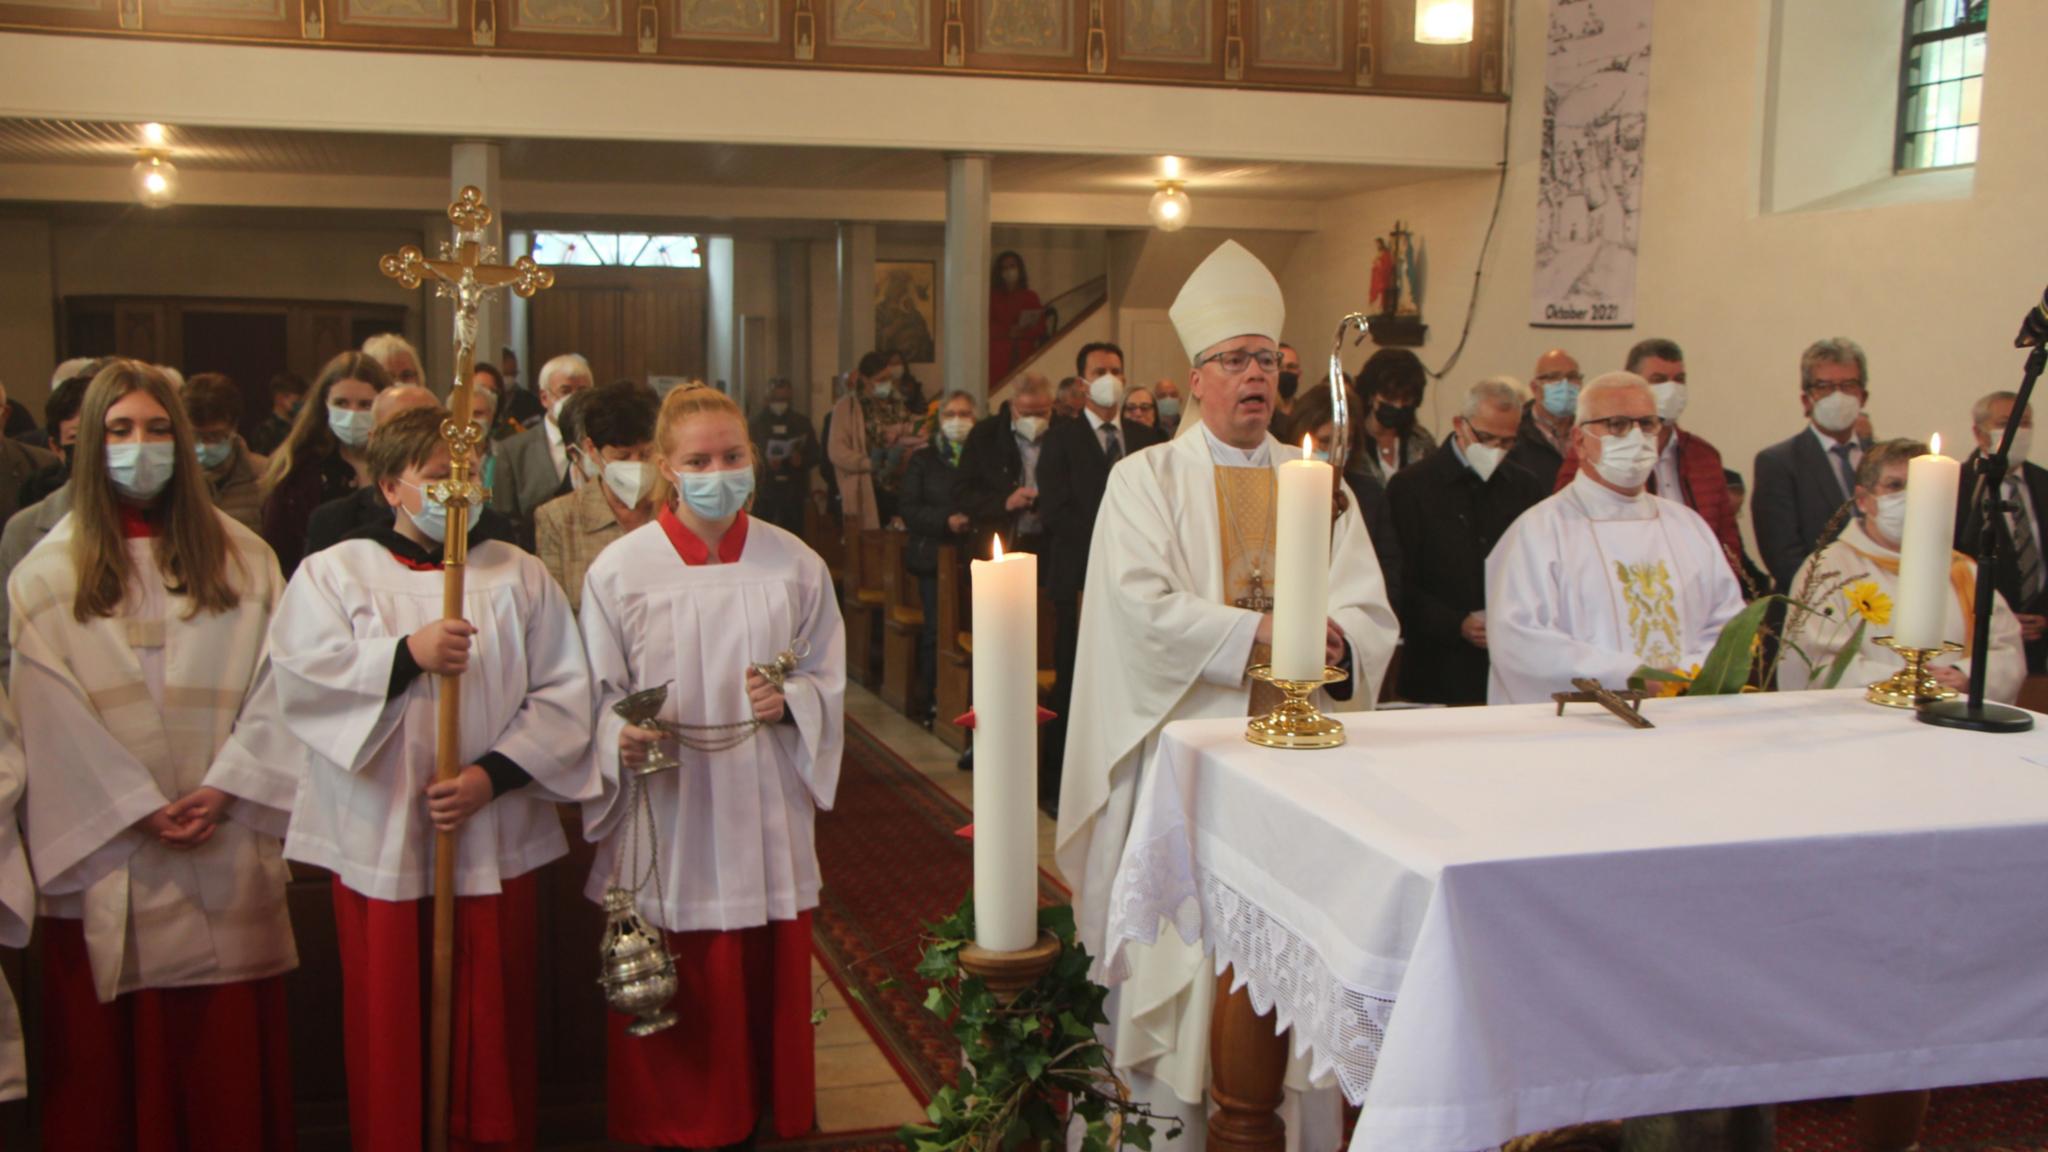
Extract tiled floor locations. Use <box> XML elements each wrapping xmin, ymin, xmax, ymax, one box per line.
<box><xmin>810</xmin><ymin>683</ymin><xmax>1060</xmax><ymax>1132</ymax></box>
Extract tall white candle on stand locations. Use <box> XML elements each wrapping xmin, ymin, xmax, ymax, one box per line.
<box><xmin>1273</xmin><ymin>436</ymin><xmax>1334</xmax><ymax>680</ymax></box>
<box><xmin>969</xmin><ymin>537</ymin><xmax>1037</xmax><ymax>952</ymax></box>
<box><xmin>1894</xmin><ymin>433</ymin><xmax>1962</xmax><ymax>650</ymax></box>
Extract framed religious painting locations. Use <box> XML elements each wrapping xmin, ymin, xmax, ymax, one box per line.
<box><xmin>874</xmin><ymin>260</ymin><xmax>937</xmax><ymax>365</ymax></box>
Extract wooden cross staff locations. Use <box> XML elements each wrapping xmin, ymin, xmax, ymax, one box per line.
<box><xmin>379</xmin><ymin>186</ymin><xmax>553</xmax><ymax>1152</ymax></box>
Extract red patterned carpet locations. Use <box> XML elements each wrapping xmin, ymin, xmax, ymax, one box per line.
<box><xmin>1776</xmin><ymin>1082</ymin><xmax>2048</xmax><ymax>1151</ymax></box>
<box><xmin>812</xmin><ymin>716</ymin><xmax>1067</xmax><ymax>1105</ymax></box>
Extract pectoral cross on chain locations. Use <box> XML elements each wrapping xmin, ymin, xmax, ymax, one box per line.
<box><xmin>1235</xmin><ymin>568</ymin><xmax>1274</xmax><ymax>613</ymax></box>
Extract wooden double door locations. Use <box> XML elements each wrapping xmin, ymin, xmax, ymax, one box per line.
<box><xmin>528</xmin><ymin>267</ymin><xmax>708</xmax><ymax>388</ymax></box>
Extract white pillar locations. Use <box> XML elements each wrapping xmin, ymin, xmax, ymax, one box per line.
<box><xmin>943</xmin><ymin>153</ymin><xmax>992</xmax><ymax>403</ymax></box>
<box><xmin>706</xmin><ymin>235</ymin><xmax>737</xmax><ymax>393</ymax></box>
<box><xmin>835</xmin><ymin>221</ymin><xmax>876</xmax><ymax>378</ymax></box>
<box><xmin>431</xmin><ymin>140</ymin><xmax>506</xmax><ymax>398</ymax></box>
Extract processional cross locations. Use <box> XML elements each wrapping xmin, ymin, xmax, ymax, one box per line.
<box><xmin>377</xmin><ymin>186</ymin><xmax>553</xmax><ymax>1152</ymax></box>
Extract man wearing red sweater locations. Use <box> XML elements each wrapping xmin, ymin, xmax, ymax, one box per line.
<box><xmin>1554</xmin><ymin>337</ymin><xmax>1749</xmax><ymax>586</ymax></box>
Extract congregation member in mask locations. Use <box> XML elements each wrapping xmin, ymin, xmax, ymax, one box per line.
<box><xmin>1511</xmin><ymin>347</ymin><xmax>1581</xmax><ymax>486</ymax></box>
<box><xmin>492</xmin><ymin>352</ymin><xmax>595</xmax><ymax>540</ymax></box>
<box><xmin>1151</xmin><ymin>378</ymin><xmax>1184</xmax><ymax>435</ymax></box>
<box><xmin>1485</xmin><ymin>372</ymin><xmax>1744</xmax><ymax>704</ymax></box>
<box><xmin>249</xmin><ymin>371</ymin><xmax>307</xmax><ymax>456</ymax></box>
<box><xmin>0</xmin><ymin>372</ymin><xmax>95</xmax><ymax>674</ymax></box>
<box><xmin>1752</xmin><ymin>338</ymin><xmax>1876</xmax><ymax>592</ymax></box>
<box><xmin>989</xmin><ymin>250</ymin><xmax>1048</xmax><ymax>382</ymax></box>
<box><xmin>536</xmin><ymin>380</ymin><xmax>659</xmax><ymax>615</ymax></box>
<box><xmin>182</xmin><ymin>372</ymin><xmax>268</xmax><ymax>532</ymax></box>
<box><xmin>827</xmin><ymin>351</ymin><xmax>920</xmax><ymax>537</ymax></box>
<box><xmin>750</xmin><ymin>379</ymin><xmax>819</xmax><ymax>537</ymax></box>
<box><xmin>1555</xmin><ymin>337</ymin><xmax>1745</xmax><ymax>581</ymax></box>
<box><xmin>898</xmin><ymin>389</ymin><xmax>978</xmax><ymax>720</ymax></box>
<box><xmin>1356</xmin><ymin>347</ymin><xmax>1436</xmax><ymax>485</ymax></box>
<box><xmin>1386</xmin><ymin>377</ymin><xmax>1549</xmax><ymax>704</ymax></box>
<box><xmin>957</xmin><ymin>373</ymin><xmax>1055</xmax><ymax>556</ymax></box>
<box><xmin>1958</xmin><ymin>390</ymin><xmax>2048</xmax><ymax>672</ymax></box>
<box><xmin>1786</xmin><ymin>438</ymin><xmax>2023</xmax><ymax>701</ymax></box>
<box><xmin>1122</xmin><ymin>386</ymin><xmax>1159</xmax><ymax>430</ymax></box>
<box><xmin>259</xmin><ymin>349</ymin><xmax>392</xmax><ymax>577</ymax></box>
<box><xmin>299</xmin><ymin>385</ymin><xmax>449</xmax><ymax>557</ymax></box>
<box><xmin>1271</xmin><ymin>342</ymin><xmax>1304</xmax><ymax>441</ymax></box>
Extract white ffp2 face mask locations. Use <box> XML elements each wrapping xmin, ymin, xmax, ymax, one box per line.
<box><xmin>1871</xmin><ymin>490</ymin><xmax>1908</xmax><ymax>544</ymax></box>
<box><xmin>1591</xmin><ymin>428</ymin><xmax>1658</xmax><ymax>491</ymax></box>
<box><xmin>1648</xmin><ymin>381</ymin><xmax>1688</xmax><ymax>424</ymax></box>
<box><xmin>1811</xmin><ymin>390</ymin><xmax>1862</xmax><ymax>435</ymax></box>
<box><xmin>1088</xmin><ymin>372</ymin><xmax>1126</xmax><ymax>410</ymax></box>
<box><xmin>603</xmin><ymin>460</ymin><xmax>650</xmax><ymax>507</ymax></box>
<box><xmin>1464</xmin><ymin>440</ymin><xmax>1506</xmax><ymax>482</ymax></box>
<box><xmin>1992</xmin><ymin>425</ymin><xmax>2033</xmax><ymax>468</ymax></box>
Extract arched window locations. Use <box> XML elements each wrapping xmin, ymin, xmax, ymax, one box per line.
<box><xmin>531</xmin><ymin>231</ymin><xmax>703</xmax><ymax>268</ymax></box>
<box><xmin>1898</xmin><ymin>0</ymin><xmax>1988</xmax><ymax>171</ymax></box>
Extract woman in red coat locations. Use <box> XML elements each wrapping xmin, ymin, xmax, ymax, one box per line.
<box><xmin>988</xmin><ymin>250</ymin><xmax>1048</xmax><ymax>385</ymax></box>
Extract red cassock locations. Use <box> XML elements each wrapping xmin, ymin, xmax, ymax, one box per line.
<box><xmin>606</xmin><ymin>912</ymin><xmax>816</xmax><ymax>1148</ymax></box>
<box><xmin>330</xmin><ymin>873</ymin><xmax>539</xmax><ymax>1152</ymax></box>
<box><xmin>40</xmin><ymin>918</ymin><xmax>296</xmax><ymax>1151</ymax></box>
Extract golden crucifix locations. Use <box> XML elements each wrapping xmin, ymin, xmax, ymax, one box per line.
<box><xmin>378</xmin><ymin>185</ymin><xmax>552</xmax><ymax>1152</ymax></box>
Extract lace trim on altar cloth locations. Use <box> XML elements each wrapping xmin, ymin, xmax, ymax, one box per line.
<box><xmin>1103</xmin><ymin>828</ymin><xmax>1397</xmax><ymax>1106</ymax></box>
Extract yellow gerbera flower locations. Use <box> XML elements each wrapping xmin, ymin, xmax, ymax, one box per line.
<box><xmin>1844</xmin><ymin>581</ymin><xmax>1892</xmax><ymax>626</ymax></box>
<box><xmin>1649</xmin><ymin>663</ymin><xmax>1700</xmax><ymax>699</ymax></box>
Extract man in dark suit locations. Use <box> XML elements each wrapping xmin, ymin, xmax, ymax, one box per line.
<box><xmin>956</xmin><ymin>374</ymin><xmax>1055</xmax><ymax>557</ymax></box>
<box><xmin>1386</xmin><ymin>378</ymin><xmax>1548</xmax><ymax>705</ymax></box>
<box><xmin>1034</xmin><ymin>342</ymin><xmax>1164</xmax><ymax>811</ymax></box>
<box><xmin>1508</xmin><ymin>347</ymin><xmax>1580</xmax><ymax>487</ymax></box>
<box><xmin>489</xmin><ymin>352</ymin><xmax>593</xmax><ymax>542</ymax></box>
<box><xmin>1752</xmin><ymin>338</ymin><xmax>1873</xmax><ymax>591</ymax></box>
<box><xmin>1958</xmin><ymin>390</ymin><xmax>2048</xmax><ymax>672</ymax></box>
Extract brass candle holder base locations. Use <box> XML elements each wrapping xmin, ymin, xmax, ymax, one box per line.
<box><xmin>958</xmin><ymin>929</ymin><xmax>1062</xmax><ymax>1005</ymax></box>
<box><xmin>1245</xmin><ymin>664</ymin><xmax>1350</xmax><ymax>750</ymax></box>
<box><xmin>1866</xmin><ymin>636</ymin><xmax>1964</xmax><ymax>709</ymax></box>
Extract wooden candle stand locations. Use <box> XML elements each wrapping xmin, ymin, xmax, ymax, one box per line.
<box><xmin>957</xmin><ymin>930</ymin><xmax>1062</xmax><ymax>1004</ymax></box>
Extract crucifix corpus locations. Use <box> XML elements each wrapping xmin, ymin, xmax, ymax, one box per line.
<box><xmin>377</xmin><ymin>186</ymin><xmax>554</xmax><ymax>1152</ymax></box>
<box><xmin>1552</xmin><ymin>677</ymin><xmax>1655</xmax><ymax>729</ymax></box>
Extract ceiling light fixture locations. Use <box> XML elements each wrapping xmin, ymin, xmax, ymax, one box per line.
<box><xmin>1414</xmin><ymin>0</ymin><xmax>1473</xmax><ymax>44</ymax></box>
<box><xmin>1148</xmin><ymin>181</ymin><xmax>1191</xmax><ymax>232</ymax></box>
<box><xmin>140</xmin><ymin>122</ymin><xmax>169</xmax><ymax>147</ymax></box>
<box><xmin>1160</xmin><ymin>155</ymin><xmax>1184</xmax><ymax>181</ymax></box>
<box><xmin>132</xmin><ymin>153</ymin><xmax>179</xmax><ymax>209</ymax></box>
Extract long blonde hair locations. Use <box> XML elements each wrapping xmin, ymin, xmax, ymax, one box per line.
<box><xmin>261</xmin><ymin>351</ymin><xmax>392</xmax><ymax>497</ymax></box>
<box><xmin>70</xmin><ymin>360</ymin><xmax>245</xmax><ymax>621</ymax></box>
<box><xmin>648</xmin><ymin>385</ymin><xmax>755</xmax><ymax>511</ymax></box>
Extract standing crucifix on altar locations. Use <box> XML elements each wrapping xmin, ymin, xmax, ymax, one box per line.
<box><xmin>1054</xmin><ymin>240</ymin><xmax>1401</xmax><ymax>1151</ymax></box>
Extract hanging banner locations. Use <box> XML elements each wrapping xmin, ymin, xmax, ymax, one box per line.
<box><xmin>1531</xmin><ymin>0</ymin><xmax>1653</xmax><ymax>328</ymax></box>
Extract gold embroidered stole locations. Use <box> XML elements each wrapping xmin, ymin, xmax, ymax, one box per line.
<box><xmin>1215</xmin><ymin>467</ymin><xmax>1285</xmax><ymax>715</ymax></box>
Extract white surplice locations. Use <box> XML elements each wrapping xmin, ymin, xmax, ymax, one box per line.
<box><xmin>12</xmin><ymin>515</ymin><xmax>297</xmax><ymax>1001</ymax></box>
<box><xmin>1781</xmin><ymin>520</ymin><xmax>2024</xmax><ymax>702</ymax></box>
<box><xmin>0</xmin><ymin>688</ymin><xmax>29</xmax><ymax>1101</ymax></box>
<box><xmin>1055</xmin><ymin>427</ymin><xmax>1399</xmax><ymax>1146</ymax></box>
<box><xmin>578</xmin><ymin>517</ymin><xmax>845</xmax><ymax>933</ymax></box>
<box><xmin>1486</xmin><ymin>471</ymin><xmax>1746</xmax><ymax>705</ymax></box>
<box><xmin>269</xmin><ymin>537</ymin><xmax>599</xmax><ymax>899</ymax></box>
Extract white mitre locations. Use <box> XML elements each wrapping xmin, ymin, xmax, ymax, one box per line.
<box><xmin>1168</xmin><ymin>240</ymin><xmax>1286</xmax><ymax>361</ymax></box>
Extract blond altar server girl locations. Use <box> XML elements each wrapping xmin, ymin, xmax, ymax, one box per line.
<box><xmin>580</xmin><ymin>384</ymin><xmax>845</xmax><ymax>1149</ymax></box>
<box><xmin>13</xmin><ymin>360</ymin><xmax>299</xmax><ymax>1149</ymax></box>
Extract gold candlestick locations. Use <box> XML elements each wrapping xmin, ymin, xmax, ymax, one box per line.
<box><xmin>1866</xmin><ymin>636</ymin><xmax>1964</xmax><ymax>709</ymax></box>
<box><xmin>1245</xmin><ymin>664</ymin><xmax>1349</xmax><ymax>749</ymax></box>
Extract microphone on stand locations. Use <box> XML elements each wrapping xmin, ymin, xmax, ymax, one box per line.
<box><xmin>2017</xmin><ymin>285</ymin><xmax>2048</xmax><ymax>349</ymax></box>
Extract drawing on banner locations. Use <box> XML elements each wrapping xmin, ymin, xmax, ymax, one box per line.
<box><xmin>1532</xmin><ymin>0</ymin><xmax>1650</xmax><ymax>328</ymax></box>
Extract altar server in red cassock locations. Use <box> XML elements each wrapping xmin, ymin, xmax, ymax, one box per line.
<box><xmin>13</xmin><ymin>360</ymin><xmax>299</xmax><ymax>1150</ymax></box>
<box><xmin>268</xmin><ymin>406</ymin><xmax>598</xmax><ymax>1152</ymax></box>
<box><xmin>580</xmin><ymin>384</ymin><xmax>845</xmax><ymax>1149</ymax></box>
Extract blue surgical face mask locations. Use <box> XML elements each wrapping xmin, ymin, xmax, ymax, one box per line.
<box><xmin>107</xmin><ymin>441</ymin><xmax>177</xmax><ymax>502</ymax></box>
<box><xmin>195</xmin><ymin>439</ymin><xmax>233</xmax><ymax>470</ymax></box>
<box><xmin>1156</xmin><ymin>396</ymin><xmax>1182</xmax><ymax>419</ymax></box>
<box><xmin>329</xmin><ymin>404</ymin><xmax>374</xmax><ymax>448</ymax></box>
<box><xmin>1540</xmin><ymin>380</ymin><xmax>1579</xmax><ymax>418</ymax></box>
<box><xmin>678</xmin><ymin>465</ymin><xmax>755</xmax><ymax>521</ymax></box>
<box><xmin>1311</xmin><ymin>449</ymin><xmax>1332</xmax><ymax>464</ymax></box>
<box><xmin>402</xmin><ymin>480</ymin><xmax>476</xmax><ymax>544</ymax></box>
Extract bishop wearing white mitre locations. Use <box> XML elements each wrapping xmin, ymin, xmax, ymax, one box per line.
<box><xmin>1486</xmin><ymin>371</ymin><xmax>1745</xmax><ymax>703</ymax></box>
<box><xmin>1057</xmin><ymin>240</ymin><xmax>1400</xmax><ymax>1150</ymax></box>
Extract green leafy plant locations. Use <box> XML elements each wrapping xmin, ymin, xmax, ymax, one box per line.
<box><xmin>900</xmin><ymin>898</ymin><xmax>1179</xmax><ymax>1152</ymax></box>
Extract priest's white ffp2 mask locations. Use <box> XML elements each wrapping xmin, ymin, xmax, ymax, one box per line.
<box><xmin>1591</xmin><ymin>428</ymin><xmax>1657</xmax><ymax>491</ymax></box>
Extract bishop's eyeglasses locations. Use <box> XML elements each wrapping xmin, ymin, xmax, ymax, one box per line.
<box><xmin>1197</xmin><ymin>348</ymin><xmax>1280</xmax><ymax>375</ymax></box>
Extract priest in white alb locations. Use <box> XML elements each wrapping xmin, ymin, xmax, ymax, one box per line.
<box><xmin>1486</xmin><ymin>371</ymin><xmax>1746</xmax><ymax>703</ymax></box>
<box><xmin>1056</xmin><ymin>240</ymin><xmax>1400</xmax><ymax>1150</ymax></box>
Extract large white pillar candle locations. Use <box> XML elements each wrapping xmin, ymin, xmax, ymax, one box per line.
<box><xmin>969</xmin><ymin>538</ymin><xmax>1038</xmax><ymax>952</ymax></box>
<box><xmin>1273</xmin><ymin>438</ymin><xmax>1334</xmax><ymax>680</ymax></box>
<box><xmin>1894</xmin><ymin>434</ymin><xmax>1962</xmax><ymax>650</ymax></box>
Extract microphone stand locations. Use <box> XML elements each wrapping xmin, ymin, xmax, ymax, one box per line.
<box><xmin>1920</xmin><ymin>343</ymin><xmax>2046</xmax><ymax>733</ymax></box>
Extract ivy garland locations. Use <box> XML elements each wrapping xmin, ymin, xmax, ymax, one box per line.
<box><xmin>900</xmin><ymin>898</ymin><xmax>1182</xmax><ymax>1152</ymax></box>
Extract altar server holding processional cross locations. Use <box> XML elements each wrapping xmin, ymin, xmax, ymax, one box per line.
<box><xmin>581</xmin><ymin>383</ymin><xmax>846</xmax><ymax>1150</ymax></box>
<box><xmin>1056</xmin><ymin>240</ymin><xmax>1399</xmax><ymax>1151</ymax></box>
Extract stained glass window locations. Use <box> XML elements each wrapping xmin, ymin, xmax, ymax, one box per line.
<box><xmin>531</xmin><ymin>231</ymin><xmax>702</xmax><ymax>268</ymax></box>
<box><xmin>1898</xmin><ymin>0</ymin><xmax>1989</xmax><ymax>171</ymax></box>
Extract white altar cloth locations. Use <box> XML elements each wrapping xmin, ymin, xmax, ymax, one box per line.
<box><xmin>1101</xmin><ymin>691</ymin><xmax>2048</xmax><ymax>1152</ymax></box>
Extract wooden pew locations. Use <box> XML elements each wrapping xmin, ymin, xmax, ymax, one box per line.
<box><xmin>806</xmin><ymin>489</ymin><xmax>844</xmax><ymax>587</ymax></box>
<box><xmin>843</xmin><ymin>529</ymin><xmax>886</xmax><ymax>690</ymax></box>
<box><xmin>933</xmin><ymin>544</ymin><xmax>971</xmax><ymax>750</ymax></box>
<box><xmin>879</xmin><ymin>530</ymin><xmax>923</xmax><ymax>714</ymax></box>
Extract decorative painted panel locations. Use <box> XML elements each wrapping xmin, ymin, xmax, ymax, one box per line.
<box><xmin>1375</xmin><ymin>0</ymin><xmax>1466</xmax><ymax>78</ymax></box>
<box><xmin>1252</xmin><ymin>0</ymin><xmax>1336</xmax><ymax>70</ymax></box>
<box><xmin>1118</xmin><ymin>0</ymin><xmax>1205</xmax><ymax>62</ymax></box>
<box><xmin>515</xmin><ymin>0</ymin><xmax>620</xmax><ymax>34</ymax></box>
<box><xmin>669</xmin><ymin>0</ymin><xmax>773</xmax><ymax>40</ymax></box>
<box><xmin>828</xmin><ymin>0</ymin><xmax>923</xmax><ymax>47</ymax></box>
<box><xmin>341</xmin><ymin>0</ymin><xmax>456</xmax><ymax>27</ymax></box>
<box><xmin>5</xmin><ymin>0</ymin><xmax>103</xmax><ymax>10</ymax></box>
<box><xmin>976</xmin><ymin>0</ymin><xmax>1069</xmax><ymax>56</ymax></box>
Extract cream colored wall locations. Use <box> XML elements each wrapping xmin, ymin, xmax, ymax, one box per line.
<box><xmin>1281</xmin><ymin>0</ymin><xmax>2048</xmax><ymax>499</ymax></box>
<box><xmin>0</xmin><ymin>218</ymin><xmax>56</xmax><ymax>415</ymax></box>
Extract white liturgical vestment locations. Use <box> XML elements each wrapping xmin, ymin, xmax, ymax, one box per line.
<box><xmin>1057</xmin><ymin>426</ymin><xmax>1399</xmax><ymax>1144</ymax></box>
<box><xmin>1486</xmin><ymin>471</ymin><xmax>1745</xmax><ymax>704</ymax></box>
<box><xmin>0</xmin><ymin>693</ymin><xmax>29</xmax><ymax>1101</ymax></box>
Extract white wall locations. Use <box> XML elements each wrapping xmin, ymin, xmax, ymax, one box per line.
<box><xmin>1281</xmin><ymin>0</ymin><xmax>2048</xmax><ymax>490</ymax></box>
